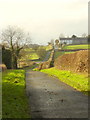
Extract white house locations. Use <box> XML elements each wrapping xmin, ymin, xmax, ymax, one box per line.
<box><xmin>59</xmin><ymin>37</ymin><xmax>88</xmax><ymax>45</ymax></box>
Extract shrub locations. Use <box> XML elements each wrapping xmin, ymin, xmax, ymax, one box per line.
<box><xmin>2</xmin><ymin>47</ymin><xmax>12</xmax><ymax>69</ymax></box>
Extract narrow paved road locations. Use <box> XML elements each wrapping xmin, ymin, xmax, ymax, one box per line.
<box><xmin>35</xmin><ymin>51</ymin><xmax>51</xmax><ymax>64</ymax></box>
<box><xmin>26</xmin><ymin>70</ymin><xmax>88</xmax><ymax>118</ymax></box>
<box><xmin>42</xmin><ymin>51</ymin><xmax>51</xmax><ymax>62</ymax></box>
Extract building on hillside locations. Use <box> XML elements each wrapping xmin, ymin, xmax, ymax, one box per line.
<box><xmin>72</xmin><ymin>37</ymin><xmax>88</xmax><ymax>44</ymax></box>
<box><xmin>59</xmin><ymin>37</ymin><xmax>88</xmax><ymax>45</ymax></box>
<box><xmin>59</xmin><ymin>38</ymin><xmax>73</xmax><ymax>45</ymax></box>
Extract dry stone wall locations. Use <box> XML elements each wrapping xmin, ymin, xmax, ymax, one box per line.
<box><xmin>37</xmin><ymin>50</ymin><xmax>55</xmax><ymax>70</ymax></box>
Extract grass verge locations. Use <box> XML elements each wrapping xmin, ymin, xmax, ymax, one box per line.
<box><xmin>54</xmin><ymin>51</ymin><xmax>64</xmax><ymax>59</ymax></box>
<box><xmin>63</xmin><ymin>44</ymin><xmax>90</xmax><ymax>50</ymax></box>
<box><xmin>2</xmin><ymin>70</ymin><xmax>30</xmax><ymax>118</ymax></box>
<box><xmin>41</xmin><ymin>67</ymin><xmax>89</xmax><ymax>95</ymax></box>
<box><xmin>54</xmin><ymin>51</ymin><xmax>75</xmax><ymax>59</ymax></box>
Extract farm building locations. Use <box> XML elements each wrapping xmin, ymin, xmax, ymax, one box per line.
<box><xmin>59</xmin><ymin>37</ymin><xmax>88</xmax><ymax>45</ymax></box>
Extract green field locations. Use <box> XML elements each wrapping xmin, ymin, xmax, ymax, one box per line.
<box><xmin>2</xmin><ymin>70</ymin><xmax>30</xmax><ymax>118</ymax></box>
<box><xmin>19</xmin><ymin>49</ymin><xmax>39</xmax><ymax>61</ymax></box>
<box><xmin>64</xmin><ymin>51</ymin><xmax>75</xmax><ymax>54</ymax></box>
<box><xmin>54</xmin><ymin>51</ymin><xmax>64</xmax><ymax>59</ymax></box>
<box><xmin>45</xmin><ymin>45</ymin><xmax>53</xmax><ymax>51</ymax></box>
<box><xmin>54</xmin><ymin>51</ymin><xmax>75</xmax><ymax>59</ymax></box>
<box><xmin>29</xmin><ymin>53</ymin><xmax>39</xmax><ymax>60</ymax></box>
<box><xmin>19</xmin><ymin>45</ymin><xmax>50</xmax><ymax>61</ymax></box>
<box><xmin>54</xmin><ymin>44</ymin><xmax>89</xmax><ymax>59</ymax></box>
<box><xmin>41</xmin><ymin>68</ymin><xmax>89</xmax><ymax>95</ymax></box>
<box><xmin>63</xmin><ymin>44</ymin><xmax>90</xmax><ymax>49</ymax></box>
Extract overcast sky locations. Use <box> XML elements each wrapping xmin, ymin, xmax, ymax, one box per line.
<box><xmin>0</xmin><ymin>0</ymin><xmax>89</xmax><ymax>45</ymax></box>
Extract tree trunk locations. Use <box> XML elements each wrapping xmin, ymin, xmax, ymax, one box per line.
<box><xmin>11</xmin><ymin>54</ymin><xmax>17</xmax><ymax>69</ymax></box>
<box><xmin>14</xmin><ymin>56</ymin><xmax>18</xmax><ymax>69</ymax></box>
<box><xmin>11</xmin><ymin>48</ymin><xmax>22</xmax><ymax>69</ymax></box>
<box><xmin>11</xmin><ymin>52</ymin><xmax>14</xmax><ymax>69</ymax></box>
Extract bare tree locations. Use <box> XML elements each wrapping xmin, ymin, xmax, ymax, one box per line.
<box><xmin>72</xmin><ymin>35</ymin><xmax>77</xmax><ymax>38</ymax></box>
<box><xmin>36</xmin><ymin>47</ymin><xmax>46</xmax><ymax>60</ymax></box>
<box><xmin>50</xmin><ymin>39</ymin><xmax>54</xmax><ymax>49</ymax></box>
<box><xmin>82</xmin><ymin>33</ymin><xmax>87</xmax><ymax>38</ymax></box>
<box><xmin>1</xmin><ymin>26</ymin><xmax>31</xmax><ymax>69</ymax></box>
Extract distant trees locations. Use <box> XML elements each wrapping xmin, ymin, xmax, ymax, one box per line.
<box><xmin>72</xmin><ymin>35</ymin><xmax>77</xmax><ymax>38</ymax></box>
<box><xmin>36</xmin><ymin>47</ymin><xmax>46</xmax><ymax>60</ymax></box>
<box><xmin>48</xmin><ymin>39</ymin><xmax>54</xmax><ymax>50</ymax></box>
<box><xmin>48</xmin><ymin>42</ymin><xmax>51</xmax><ymax>45</ymax></box>
<box><xmin>82</xmin><ymin>33</ymin><xmax>87</xmax><ymax>38</ymax></box>
<box><xmin>50</xmin><ymin>39</ymin><xmax>54</xmax><ymax>49</ymax></box>
<box><xmin>1</xmin><ymin>26</ymin><xmax>31</xmax><ymax>69</ymax></box>
<box><xmin>2</xmin><ymin>45</ymin><xmax>12</xmax><ymax>69</ymax></box>
<box><xmin>55</xmin><ymin>39</ymin><xmax>59</xmax><ymax>44</ymax></box>
<box><xmin>32</xmin><ymin>44</ymin><xmax>39</xmax><ymax>51</ymax></box>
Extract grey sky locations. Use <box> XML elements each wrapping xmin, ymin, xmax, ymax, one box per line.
<box><xmin>0</xmin><ymin>0</ymin><xmax>88</xmax><ymax>45</ymax></box>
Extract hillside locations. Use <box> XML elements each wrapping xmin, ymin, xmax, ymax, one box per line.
<box><xmin>54</xmin><ymin>50</ymin><xmax>89</xmax><ymax>73</ymax></box>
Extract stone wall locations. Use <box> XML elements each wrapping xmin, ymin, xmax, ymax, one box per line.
<box><xmin>0</xmin><ymin>64</ymin><xmax>7</xmax><ymax>71</ymax></box>
<box><xmin>37</xmin><ymin>50</ymin><xmax>55</xmax><ymax>70</ymax></box>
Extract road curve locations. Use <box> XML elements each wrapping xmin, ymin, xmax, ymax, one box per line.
<box><xmin>35</xmin><ymin>51</ymin><xmax>51</xmax><ymax>64</ymax></box>
<box><xmin>26</xmin><ymin>70</ymin><xmax>88</xmax><ymax>118</ymax></box>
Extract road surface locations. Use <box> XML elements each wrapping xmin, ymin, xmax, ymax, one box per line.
<box><xmin>26</xmin><ymin>70</ymin><xmax>88</xmax><ymax>118</ymax></box>
<box><xmin>35</xmin><ymin>51</ymin><xmax>51</xmax><ymax>64</ymax></box>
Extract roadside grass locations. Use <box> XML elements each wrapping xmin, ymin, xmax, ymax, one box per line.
<box><xmin>2</xmin><ymin>70</ymin><xmax>30</xmax><ymax>118</ymax></box>
<box><xmin>41</xmin><ymin>67</ymin><xmax>89</xmax><ymax>95</ymax></box>
<box><xmin>63</xmin><ymin>44</ymin><xmax>90</xmax><ymax>50</ymax></box>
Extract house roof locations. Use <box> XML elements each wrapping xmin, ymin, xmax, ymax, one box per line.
<box><xmin>60</xmin><ymin>38</ymin><xmax>72</xmax><ymax>40</ymax></box>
